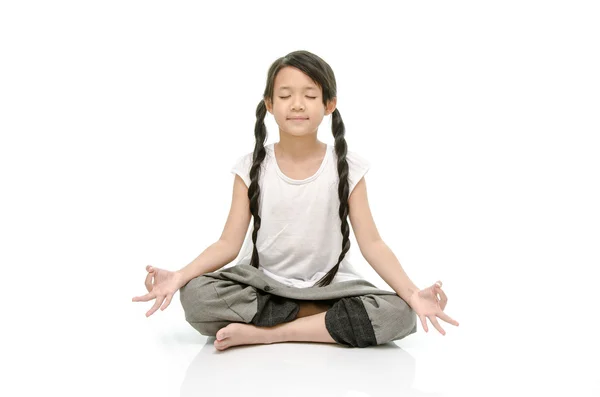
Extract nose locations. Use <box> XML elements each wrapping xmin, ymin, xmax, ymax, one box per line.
<box><xmin>291</xmin><ymin>96</ymin><xmax>305</xmax><ymax>111</ymax></box>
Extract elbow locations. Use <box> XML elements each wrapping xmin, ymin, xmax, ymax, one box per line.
<box><xmin>218</xmin><ymin>239</ymin><xmax>242</xmax><ymax>261</ymax></box>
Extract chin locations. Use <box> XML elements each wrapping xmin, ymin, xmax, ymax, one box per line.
<box><xmin>284</xmin><ymin>131</ymin><xmax>311</xmax><ymax>137</ymax></box>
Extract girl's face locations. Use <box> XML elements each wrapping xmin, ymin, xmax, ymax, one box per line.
<box><xmin>265</xmin><ymin>66</ymin><xmax>336</xmax><ymax>137</ymax></box>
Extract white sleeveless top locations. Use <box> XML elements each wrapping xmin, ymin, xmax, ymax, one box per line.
<box><xmin>229</xmin><ymin>142</ymin><xmax>371</xmax><ymax>288</ymax></box>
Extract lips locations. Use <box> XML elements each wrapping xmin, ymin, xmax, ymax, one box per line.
<box><xmin>288</xmin><ymin>117</ymin><xmax>308</xmax><ymax>120</ymax></box>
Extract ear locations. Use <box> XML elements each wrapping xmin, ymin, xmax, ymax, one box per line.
<box><xmin>264</xmin><ymin>97</ymin><xmax>273</xmax><ymax>114</ymax></box>
<box><xmin>325</xmin><ymin>97</ymin><xmax>337</xmax><ymax>116</ymax></box>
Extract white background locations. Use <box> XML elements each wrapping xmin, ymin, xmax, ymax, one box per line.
<box><xmin>1</xmin><ymin>1</ymin><xmax>598</xmax><ymax>396</ymax></box>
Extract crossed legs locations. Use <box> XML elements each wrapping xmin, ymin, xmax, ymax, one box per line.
<box><xmin>180</xmin><ymin>276</ymin><xmax>415</xmax><ymax>350</ymax></box>
<box><xmin>214</xmin><ymin>301</ymin><xmax>335</xmax><ymax>351</ymax></box>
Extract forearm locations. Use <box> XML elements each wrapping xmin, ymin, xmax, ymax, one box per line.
<box><xmin>361</xmin><ymin>240</ymin><xmax>420</xmax><ymax>303</ymax></box>
<box><xmin>176</xmin><ymin>239</ymin><xmax>239</xmax><ymax>285</ymax></box>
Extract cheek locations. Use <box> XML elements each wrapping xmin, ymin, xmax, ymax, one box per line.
<box><xmin>273</xmin><ymin>107</ymin><xmax>285</xmax><ymax>119</ymax></box>
<box><xmin>311</xmin><ymin>107</ymin><xmax>325</xmax><ymax>117</ymax></box>
<box><xmin>273</xmin><ymin>103</ymin><xmax>285</xmax><ymax>115</ymax></box>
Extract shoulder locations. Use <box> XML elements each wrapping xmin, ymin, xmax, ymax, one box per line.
<box><xmin>230</xmin><ymin>149</ymin><xmax>255</xmax><ymax>187</ymax></box>
<box><xmin>346</xmin><ymin>149</ymin><xmax>370</xmax><ymax>167</ymax></box>
<box><xmin>331</xmin><ymin>146</ymin><xmax>370</xmax><ymax>169</ymax></box>
<box><xmin>337</xmin><ymin>147</ymin><xmax>371</xmax><ymax>194</ymax></box>
<box><xmin>230</xmin><ymin>145</ymin><xmax>274</xmax><ymax>187</ymax></box>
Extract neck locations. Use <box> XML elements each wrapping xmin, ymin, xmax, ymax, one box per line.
<box><xmin>275</xmin><ymin>133</ymin><xmax>324</xmax><ymax>162</ymax></box>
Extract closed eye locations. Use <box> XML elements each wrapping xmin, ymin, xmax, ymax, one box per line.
<box><xmin>279</xmin><ymin>96</ymin><xmax>317</xmax><ymax>99</ymax></box>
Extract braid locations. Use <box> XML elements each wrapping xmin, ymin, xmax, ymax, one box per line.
<box><xmin>314</xmin><ymin>108</ymin><xmax>350</xmax><ymax>287</ymax></box>
<box><xmin>248</xmin><ymin>100</ymin><xmax>268</xmax><ymax>269</ymax></box>
<box><xmin>249</xmin><ymin>50</ymin><xmax>350</xmax><ymax>287</ymax></box>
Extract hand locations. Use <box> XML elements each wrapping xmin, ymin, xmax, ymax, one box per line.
<box><xmin>408</xmin><ymin>280</ymin><xmax>459</xmax><ymax>336</ymax></box>
<box><xmin>132</xmin><ymin>265</ymin><xmax>186</xmax><ymax>317</ymax></box>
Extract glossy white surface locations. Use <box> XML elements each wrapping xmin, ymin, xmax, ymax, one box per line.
<box><xmin>107</xmin><ymin>295</ymin><xmax>600</xmax><ymax>397</ymax></box>
<box><xmin>4</xmin><ymin>282</ymin><xmax>598</xmax><ymax>397</ymax></box>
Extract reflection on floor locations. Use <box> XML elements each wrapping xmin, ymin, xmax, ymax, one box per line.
<box><xmin>180</xmin><ymin>337</ymin><xmax>438</xmax><ymax>397</ymax></box>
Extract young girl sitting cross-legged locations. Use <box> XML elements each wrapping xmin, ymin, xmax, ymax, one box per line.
<box><xmin>132</xmin><ymin>50</ymin><xmax>459</xmax><ymax>351</ymax></box>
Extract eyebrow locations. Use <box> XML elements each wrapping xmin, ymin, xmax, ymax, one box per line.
<box><xmin>278</xmin><ymin>86</ymin><xmax>317</xmax><ymax>91</ymax></box>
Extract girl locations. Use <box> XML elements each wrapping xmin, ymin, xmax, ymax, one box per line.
<box><xmin>132</xmin><ymin>50</ymin><xmax>459</xmax><ymax>351</ymax></box>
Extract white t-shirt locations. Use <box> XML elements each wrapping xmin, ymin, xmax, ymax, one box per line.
<box><xmin>228</xmin><ymin>142</ymin><xmax>371</xmax><ymax>288</ymax></box>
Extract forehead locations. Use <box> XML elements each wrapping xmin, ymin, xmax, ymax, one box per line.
<box><xmin>274</xmin><ymin>67</ymin><xmax>319</xmax><ymax>91</ymax></box>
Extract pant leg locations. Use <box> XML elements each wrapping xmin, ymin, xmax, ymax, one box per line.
<box><xmin>324</xmin><ymin>294</ymin><xmax>417</xmax><ymax>348</ymax></box>
<box><xmin>179</xmin><ymin>274</ymin><xmax>300</xmax><ymax>336</ymax></box>
<box><xmin>179</xmin><ymin>266</ymin><xmax>415</xmax><ymax>346</ymax></box>
<box><xmin>251</xmin><ymin>288</ymin><xmax>300</xmax><ymax>327</ymax></box>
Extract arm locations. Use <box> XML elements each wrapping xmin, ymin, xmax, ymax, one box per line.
<box><xmin>360</xmin><ymin>239</ymin><xmax>419</xmax><ymax>303</ymax></box>
<box><xmin>176</xmin><ymin>239</ymin><xmax>240</xmax><ymax>285</ymax></box>
<box><xmin>348</xmin><ymin>177</ymin><xmax>420</xmax><ymax>303</ymax></box>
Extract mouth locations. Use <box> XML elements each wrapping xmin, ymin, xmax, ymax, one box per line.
<box><xmin>287</xmin><ymin>117</ymin><xmax>309</xmax><ymax>120</ymax></box>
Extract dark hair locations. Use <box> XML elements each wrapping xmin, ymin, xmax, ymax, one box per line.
<box><xmin>248</xmin><ymin>50</ymin><xmax>350</xmax><ymax>287</ymax></box>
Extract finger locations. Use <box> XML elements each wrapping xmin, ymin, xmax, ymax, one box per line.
<box><xmin>428</xmin><ymin>316</ymin><xmax>446</xmax><ymax>336</ymax></box>
<box><xmin>144</xmin><ymin>270</ymin><xmax>155</xmax><ymax>292</ymax></box>
<box><xmin>419</xmin><ymin>286</ymin><xmax>435</xmax><ymax>299</ymax></box>
<box><xmin>160</xmin><ymin>293</ymin><xmax>173</xmax><ymax>311</ymax></box>
<box><xmin>437</xmin><ymin>311</ymin><xmax>460</xmax><ymax>326</ymax></box>
<box><xmin>437</xmin><ymin>287</ymin><xmax>448</xmax><ymax>309</ymax></box>
<box><xmin>437</xmin><ymin>286</ymin><xmax>448</xmax><ymax>302</ymax></box>
<box><xmin>435</xmin><ymin>280</ymin><xmax>443</xmax><ymax>288</ymax></box>
<box><xmin>132</xmin><ymin>291</ymin><xmax>156</xmax><ymax>302</ymax></box>
<box><xmin>424</xmin><ymin>286</ymin><xmax>440</xmax><ymax>303</ymax></box>
<box><xmin>146</xmin><ymin>296</ymin><xmax>165</xmax><ymax>317</ymax></box>
<box><xmin>419</xmin><ymin>315</ymin><xmax>429</xmax><ymax>333</ymax></box>
<box><xmin>438</xmin><ymin>298</ymin><xmax>446</xmax><ymax>311</ymax></box>
<box><xmin>426</xmin><ymin>282</ymin><xmax>442</xmax><ymax>296</ymax></box>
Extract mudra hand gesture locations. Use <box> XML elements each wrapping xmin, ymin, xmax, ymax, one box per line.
<box><xmin>132</xmin><ymin>265</ymin><xmax>186</xmax><ymax>317</ymax></box>
<box><xmin>408</xmin><ymin>281</ymin><xmax>459</xmax><ymax>335</ymax></box>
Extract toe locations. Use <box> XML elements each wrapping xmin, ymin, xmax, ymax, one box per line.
<box><xmin>216</xmin><ymin>329</ymin><xmax>229</xmax><ymax>341</ymax></box>
<box><xmin>214</xmin><ymin>339</ymin><xmax>227</xmax><ymax>351</ymax></box>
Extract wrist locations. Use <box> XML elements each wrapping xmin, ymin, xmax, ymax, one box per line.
<box><xmin>408</xmin><ymin>289</ymin><xmax>420</xmax><ymax>302</ymax></box>
<box><xmin>175</xmin><ymin>269</ymin><xmax>189</xmax><ymax>288</ymax></box>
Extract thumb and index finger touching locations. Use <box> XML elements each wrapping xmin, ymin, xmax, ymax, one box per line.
<box><xmin>132</xmin><ymin>266</ymin><xmax>175</xmax><ymax>311</ymax></box>
<box><xmin>424</xmin><ymin>279</ymin><xmax>460</xmax><ymax>328</ymax></box>
<box><xmin>144</xmin><ymin>267</ymin><xmax>155</xmax><ymax>292</ymax></box>
<box><xmin>132</xmin><ymin>266</ymin><xmax>156</xmax><ymax>303</ymax></box>
<box><xmin>432</xmin><ymin>280</ymin><xmax>459</xmax><ymax>327</ymax></box>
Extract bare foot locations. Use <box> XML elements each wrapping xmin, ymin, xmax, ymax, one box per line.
<box><xmin>214</xmin><ymin>323</ymin><xmax>274</xmax><ymax>351</ymax></box>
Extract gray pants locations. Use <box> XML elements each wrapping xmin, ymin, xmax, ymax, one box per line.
<box><xmin>179</xmin><ymin>264</ymin><xmax>417</xmax><ymax>347</ymax></box>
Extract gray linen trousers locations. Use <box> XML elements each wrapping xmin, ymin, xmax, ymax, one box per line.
<box><xmin>179</xmin><ymin>264</ymin><xmax>417</xmax><ymax>347</ymax></box>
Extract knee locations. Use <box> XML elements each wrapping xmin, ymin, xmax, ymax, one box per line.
<box><xmin>337</xmin><ymin>294</ymin><xmax>417</xmax><ymax>346</ymax></box>
<box><xmin>325</xmin><ymin>297</ymin><xmax>378</xmax><ymax>348</ymax></box>
<box><xmin>378</xmin><ymin>295</ymin><xmax>418</xmax><ymax>341</ymax></box>
<box><xmin>179</xmin><ymin>275</ymin><xmax>217</xmax><ymax>324</ymax></box>
<box><xmin>179</xmin><ymin>275</ymin><xmax>257</xmax><ymax>337</ymax></box>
